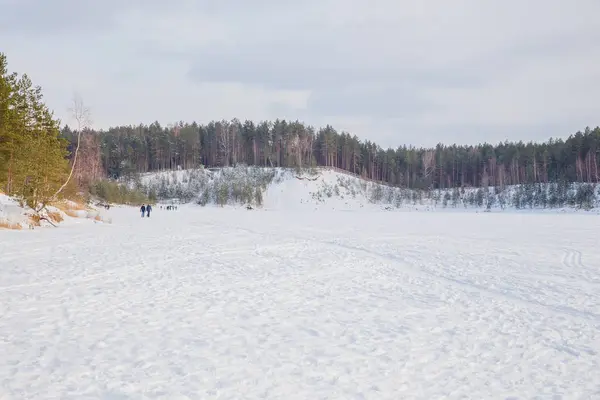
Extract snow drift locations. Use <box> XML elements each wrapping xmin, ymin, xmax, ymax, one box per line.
<box><xmin>0</xmin><ymin>193</ymin><xmax>111</xmax><ymax>230</ymax></box>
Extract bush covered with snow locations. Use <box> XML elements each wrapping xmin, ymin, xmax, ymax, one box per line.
<box><xmin>139</xmin><ymin>165</ymin><xmax>286</xmax><ymax>207</ymax></box>
<box><xmin>309</xmin><ymin>174</ymin><xmax>599</xmax><ymax>211</ymax></box>
<box><xmin>197</xmin><ymin>167</ymin><xmax>280</xmax><ymax>207</ymax></box>
<box><xmin>137</xmin><ymin>168</ymin><xmax>210</xmax><ymax>203</ymax></box>
<box><xmin>91</xmin><ymin>179</ymin><xmax>152</xmax><ymax>205</ymax></box>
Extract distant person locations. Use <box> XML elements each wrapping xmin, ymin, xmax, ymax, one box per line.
<box><xmin>146</xmin><ymin>204</ymin><xmax>152</xmax><ymax>217</ymax></box>
<box><xmin>140</xmin><ymin>204</ymin><xmax>146</xmax><ymax>218</ymax></box>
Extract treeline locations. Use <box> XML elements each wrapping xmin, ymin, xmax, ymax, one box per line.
<box><xmin>62</xmin><ymin>119</ymin><xmax>600</xmax><ymax>190</ymax></box>
<box><xmin>0</xmin><ymin>53</ymin><xmax>73</xmax><ymax>210</ymax></box>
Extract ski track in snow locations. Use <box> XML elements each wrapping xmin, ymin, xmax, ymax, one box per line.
<box><xmin>1</xmin><ymin>208</ymin><xmax>599</xmax><ymax>399</ymax></box>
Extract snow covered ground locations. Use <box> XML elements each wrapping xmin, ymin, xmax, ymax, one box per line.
<box><xmin>0</xmin><ymin>194</ymin><xmax>27</xmax><ymax>227</ymax></box>
<box><xmin>1</xmin><ymin>206</ymin><xmax>599</xmax><ymax>399</ymax></box>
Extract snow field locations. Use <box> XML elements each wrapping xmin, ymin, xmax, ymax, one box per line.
<box><xmin>0</xmin><ymin>207</ymin><xmax>599</xmax><ymax>399</ymax></box>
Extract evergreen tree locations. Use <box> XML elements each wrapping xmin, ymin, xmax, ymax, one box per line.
<box><xmin>0</xmin><ymin>52</ymin><xmax>70</xmax><ymax>213</ymax></box>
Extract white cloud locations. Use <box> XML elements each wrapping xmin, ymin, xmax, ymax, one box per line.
<box><xmin>0</xmin><ymin>0</ymin><xmax>598</xmax><ymax>146</ymax></box>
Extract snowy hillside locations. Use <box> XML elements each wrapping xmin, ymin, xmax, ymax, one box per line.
<box><xmin>137</xmin><ymin>166</ymin><xmax>281</xmax><ymax>206</ymax></box>
<box><xmin>137</xmin><ymin>166</ymin><xmax>600</xmax><ymax>212</ymax></box>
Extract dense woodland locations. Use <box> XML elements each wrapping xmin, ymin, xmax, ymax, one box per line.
<box><xmin>62</xmin><ymin>119</ymin><xmax>600</xmax><ymax>191</ymax></box>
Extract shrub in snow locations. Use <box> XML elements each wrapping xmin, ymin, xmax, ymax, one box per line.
<box><xmin>139</xmin><ymin>165</ymin><xmax>278</xmax><ymax>207</ymax></box>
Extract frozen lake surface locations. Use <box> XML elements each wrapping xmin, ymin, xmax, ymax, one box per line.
<box><xmin>1</xmin><ymin>207</ymin><xmax>599</xmax><ymax>399</ymax></box>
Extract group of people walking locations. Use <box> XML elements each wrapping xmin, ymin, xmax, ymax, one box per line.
<box><xmin>140</xmin><ymin>204</ymin><xmax>152</xmax><ymax>217</ymax></box>
<box><xmin>140</xmin><ymin>203</ymin><xmax>179</xmax><ymax>217</ymax></box>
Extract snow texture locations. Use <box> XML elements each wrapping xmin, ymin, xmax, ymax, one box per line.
<box><xmin>0</xmin><ymin>193</ymin><xmax>29</xmax><ymax>226</ymax></box>
<box><xmin>1</xmin><ymin>205</ymin><xmax>599</xmax><ymax>399</ymax></box>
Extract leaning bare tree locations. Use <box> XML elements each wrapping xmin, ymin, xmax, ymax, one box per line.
<box><xmin>51</xmin><ymin>93</ymin><xmax>91</xmax><ymax>201</ymax></box>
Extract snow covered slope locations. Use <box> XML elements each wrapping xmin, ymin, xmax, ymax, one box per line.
<box><xmin>0</xmin><ymin>193</ymin><xmax>111</xmax><ymax>229</ymax></box>
<box><xmin>138</xmin><ymin>166</ymin><xmax>600</xmax><ymax>213</ymax></box>
<box><xmin>1</xmin><ymin>206</ymin><xmax>599</xmax><ymax>398</ymax></box>
<box><xmin>261</xmin><ymin>169</ymin><xmax>379</xmax><ymax>211</ymax></box>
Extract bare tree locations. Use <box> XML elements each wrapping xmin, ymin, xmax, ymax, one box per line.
<box><xmin>217</xmin><ymin>120</ymin><xmax>230</xmax><ymax>166</ymax></box>
<box><xmin>51</xmin><ymin>93</ymin><xmax>91</xmax><ymax>200</ymax></box>
<box><xmin>422</xmin><ymin>150</ymin><xmax>435</xmax><ymax>178</ymax></box>
<box><xmin>229</xmin><ymin>119</ymin><xmax>240</xmax><ymax>166</ymax></box>
<box><xmin>481</xmin><ymin>165</ymin><xmax>489</xmax><ymax>187</ymax></box>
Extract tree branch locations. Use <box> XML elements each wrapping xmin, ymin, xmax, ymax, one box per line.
<box><xmin>51</xmin><ymin>93</ymin><xmax>91</xmax><ymax>201</ymax></box>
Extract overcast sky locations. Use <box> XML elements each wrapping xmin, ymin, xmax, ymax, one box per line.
<box><xmin>1</xmin><ymin>0</ymin><xmax>599</xmax><ymax>147</ymax></box>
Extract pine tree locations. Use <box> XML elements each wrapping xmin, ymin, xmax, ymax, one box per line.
<box><xmin>0</xmin><ymin>53</ymin><xmax>21</xmax><ymax>193</ymax></box>
<box><xmin>0</xmin><ymin>52</ymin><xmax>70</xmax><ymax>215</ymax></box>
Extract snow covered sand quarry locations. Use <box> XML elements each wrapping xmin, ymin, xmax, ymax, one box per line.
<box><xmin>1</xmin><ymin>207</ymin><xmax>599</xmax><ymax>399</ymax></box>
